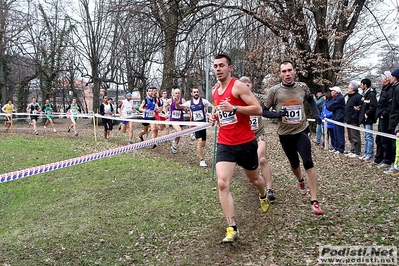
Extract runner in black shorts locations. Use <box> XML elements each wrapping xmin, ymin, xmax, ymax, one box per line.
<box><xmin>262</xmin><ymin>60</ymin><xmax>324</xmax><ymax>215</ymax></box>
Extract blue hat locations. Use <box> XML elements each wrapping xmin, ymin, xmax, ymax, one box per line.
<box><xmin>391</xmin><ymin>69</ymin><xmax>399</xmax><ymax>79</ymax></box>
<box><xmin>125</xmin><ymin>92</ymin><xmax>132</xmax><ymax>97</ymax></box>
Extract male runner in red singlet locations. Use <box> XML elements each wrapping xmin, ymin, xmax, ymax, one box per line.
<box><xmin>208</xmin><ymin>54</ymin><xmax>268</xmax><ymax>243</ymax></box>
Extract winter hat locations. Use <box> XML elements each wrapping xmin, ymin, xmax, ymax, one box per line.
<box><xmin>329</xmin><ymin>86</ymin><xmax>342</xmax><ymax>94</ymax></box>
<box><xmin>391</xmin><ymin>69</ymin><xmax>399</xmax><ymax>79</ymax></box>
<box><xmin>382</xmin><ymin>71</ymin><xmax>392</xmax><ymax>80</ymax></box>
<box><xmin>348</xmin><ymin>81</ymin><xmax>359</xmax><ymax>90</ymax></box>
<box><xmin>125</xmin><ymin>92</ymin><xmax>132</xmax><ymax>97</ymax></box>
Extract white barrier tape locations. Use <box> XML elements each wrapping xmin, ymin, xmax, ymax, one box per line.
<box><xmin>93</xmin><ymin>113</ymin><xmax>208</xmax><ymax>126</ymax></box>
<box><xmin>0</xmin><ymin>122</ymin><xmax>211</xmax><ymax>183</ymax></box>
<box><xmin>324</xmin><ymin>118</ymin><xmax>398</xmax><ymax>140</ymax></box>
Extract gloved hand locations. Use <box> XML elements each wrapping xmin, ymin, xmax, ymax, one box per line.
<box><xmin>262</xmin><ymin>106</ymin><xmax>288</xmax><ymax>118</ymax></box>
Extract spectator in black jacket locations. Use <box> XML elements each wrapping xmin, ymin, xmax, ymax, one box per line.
<box><xmin>370</xmin><ymin>71</ymin><xmax>394</xmax><ymax>169</ymax></box>
<box><xmin>326</xmin><ymin>86</ymin><xmax>346</xmax><ymax>154</ymax></box>
<box><xmin>344</xmin><ymin>81</ymin><xmax>363</xmax><ymax>158</ymax></box>
<box><xmin>358</xmin><ymin>78</ymin><xmax>377</xmax><ymax>162</ymax></box>
<box><xmin>387</xmin><ymin>69</ymin><xmax>399</xmax><ymax>175</ymax></box>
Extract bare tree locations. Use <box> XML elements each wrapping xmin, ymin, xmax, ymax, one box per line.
<box><xmin>218</xmin><ymin>0</ymin><xmax>392</xmax><ymax>90</ymax></box>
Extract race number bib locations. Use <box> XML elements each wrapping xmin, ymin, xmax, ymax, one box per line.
<box><xmin>192</xmin><ymin>110</ymin><xmax>204</xmax><ymax>121</ymax></box>
<box><xmin>217</xmin><ymin>108</ymin><xmax>237</xmax><ymax>127</ymax></box>
<box><xmin>32</xmin><ymin>110</ymin><xmax>38</xmax><ymax>114</ymax></box>
<box><xmin>249</xmin><ymin>116</ymin><xmax>259</xmax><ymax>130</ymax></box>
<box><xmin>172</xmin><ymin>110</ymin><xmax>182</xmax><ymax>119</ymax></box>
<box><xmin>126</xmin><ymin>111</ymin><xmax>133</xmax><ymax>116</ymax></box>
<box><xmin>144</xmin><ymin>110</ymin><xmax>155</xmax><ymax>119</ymax></box>
<box><xmin>282</xmin><ymin>105</ymin><xmax>302</xmax><ymax>124</ymax></box>
<box><xmin>71</xmin><ymin>109</ymin><xmax>78</xmax><ymax>114</ymax></box>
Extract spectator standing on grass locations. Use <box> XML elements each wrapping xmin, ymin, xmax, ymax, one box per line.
<box><xmin>370</xmin><ymin>71</ymin><xmax>393</xmax><ymax>169</ymax></box>
<box><xmin>344</xmin><ymin>81</ymin><xmax>363</xmax><ymax>158</ymax></box>
<box><xmin>27</xmin><ymin>97</ymin><xmax>41</xmax><ymax>135</ymax></box>
<box><xmin>99</xmin><ymin>95</ymin><xmax>114</xmax><ymax>142</ymax></box>
<box><xmin>326</xmin><ymin>86</ymin><xmax>346</xmax><ymax>154</ymax></box>
<box><xmin>208</xmin><ymin>54</ymin><xmax>268</xmax><ymax>243</ymax></box>
<box><xmin>320</xmin><ymin>91</ymin><xmax>334</xmax><ymax>149</ymax></box>
<box><xmin>262</xmin><ymin>60</ymin><xmax>324</xmax><ymax>216</ymax></box>
<box><xmin>2</xmin><ymin>99</ymin><xmax>15</xmax><ymax>132</ymax></box>
<box><xmin>43</xmin><ymin>99</ymin><xmax>57</xmax><ymax>133</ymax></box>
<box><xmin>358</xmin><ymin>78</ymin><xmax>377</xmax><ymax>162</ymax></box>
<box><xmin>240</xmin><ymin>76</ymin><xmax>276</xmax><ymax>204</ymax></box>
<box><xmin>177</xmin><ymin>86</ymin><xmax>214</xmax><ymax>167</ymax></box>
<box><xmin>387</xmin><ymin>69</ymin><xmax>399</xmax><ymax>175</ymax></box>
<box><xmin>66</xmin><ymin>97</ymin><xmax>81</xmax><ymax>137</ymax></box>
<box><xmin>314</xmin><ymin>89</ymin><xmax>324</xmax><ymax>145</ymax></box>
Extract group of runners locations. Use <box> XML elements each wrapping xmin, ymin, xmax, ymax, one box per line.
<box><xmin>2</xmin><ymin>54</ymin><xmax>325</xmax><ymax>244</ymax></box>
<box><xmin>1</xmin><ymin>97</ymin><xmax>81</xmax><ymax>136</ymax></box>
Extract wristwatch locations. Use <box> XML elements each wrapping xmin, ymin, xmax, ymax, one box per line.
<box><xmin>232</xmin><ymin>106</ymin><xmax>238</xmax><ymax>114</ymax></box>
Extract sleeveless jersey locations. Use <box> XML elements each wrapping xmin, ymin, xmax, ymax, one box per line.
<box><xmin>143</xmin><ymin>96</ymin><xmax>157</xmax><ymax>120</ymax></box>
<box><xmin>119</xmin><ymin>99</ymin><xmax>134</xmax><ymax>118</ymax></box>
<box><xmin>28</xmin><ymin>103</ymin><xmax>40</xmax><ymax>114</ymax></box>
<box><xmin>3</xmin><ymin>104</ymin><xmax>14</xmax><ymax>117</ymax></box>
<box><xmin>212</xmin><ymin>78</ymin><xmax>255</xmax><ymax>145</ymax></box>
<box><xmin>43</xmin><ymin>104</ymin><xmax>54</xmax><ymax>114</ymax></box>
<box><xmin>169</xmin><ymin>98</ymin><xmax>184</xmax><ymax>121</ymax></box>
<box><xmin>156</xmin><ymin>97</ymin><xmax>169</xmax><ymax>120</ymax></box>
<box><xmin>190</xmin><ymin>98</ymin><xmax>206</xmax><ymax>122</ymax></box>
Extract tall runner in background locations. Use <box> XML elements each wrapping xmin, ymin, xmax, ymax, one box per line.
<box><xmin>178</xmin><ymin>87</ymin><xmax>214</xmax><ymax>166</ymax></box>
<box><xmin>163</xmin><ymin>88</ymin><xmax>186</xmax><ymax>154</ymax></box>
<box><xmin>118</xmin><ymin>92</ymin><xmax>136</xmax><ymax>145</ymax></box>
<box><xmin>2</xmin><ymin>99</ymin><xmax>15</xmax><ymax>132</ymax></box>
<box><xmin>239</xmin><ymin>76</ymin><xmax>276</xmax><ymax>202</ymax></box>
<box><xmin>156</xmin><ymin>89</ymin><xmax>170</xmax><ymax>134</ymax></box>
<box><xmin>27</xmin><ymin>97</ymin><xmax>41</xmax><ymax>135</ymax></box>
<box><xmin>139</xmin><ymin>87</ymin><xmax>159</xmax><ymax>149</ymax></box>
<box><xmin>66</xmin><ymin>97</ymin><xmax>81</xmax><ymax>136</ymax></box>
<box><xmin>43</xmin><ymin>99</ymin><xmax>57</xmax><ymax>133</ymax></box>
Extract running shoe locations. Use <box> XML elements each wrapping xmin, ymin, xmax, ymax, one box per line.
<box><xmin>151</xmin><ymin>144</ymin><xmax>157</xmax><ymax>149</ymax></box>
<box><xmin>139</xmin><ymin>136</ymin><xmax>144</xmax><ymax>142</ymax></box>
<box><xmin>222</xmin><ymin>227</ymin><xmax>239</xmax><ymax>243</ymax></box>
<box><xmin>128</xmin><ymin>141</ymin><xmax>132</xmax><ymax>145</ymax></box>
<box><xmin>75</xmin><ymin>132</ymin><xmax>79</xmax><ymax>136</ymax></box>
<box><xmin>312</xmin><ymin>202</ymin><xmax>324</xmax><ymax>215</ymax></box>
<box><xmin>266</xmin><ymin>189</ymin><xmax>276</xmax><ymax>202</ymax></box>
<box><xmin>200</xmin><ymin>160</ymin><xmax>207</xmax><ymax>167</ymax></box>
<box><xmin>259</xmin><ymin>196</ymin><xmax>270</xmax><ymax>213</ymax></box>
<box><xmin>53</xmin><ymin>129</ymin><xmax>57</xmax><ymax>133</ymax></box>
<box><xmin>118</xmin><ymin>124</ymin><xmax>121</xmax><ymax>130</ymax></box>
<box><xmin>171</xmin><ymin>146</ymin><xmax>178</xmax><ymax>154</ymax></box>
<box><xmin>384</xmin><ymin>166</ymin><xmax>399</xmax><ymax>175</ymax></box>
<box><xmin>67</xmin><ymin>126</ymin><xmax>71</xmax><ymax>133</ymax></box>
<box><xmin>28</xmin><ymin>122</ymin><xmax>32</xmax><ymax>128</ymax></box>
<box><xmin>363</xmin><ymin>156</ymin><xmax>373</xmax><ymax>162</ymax></box>
<box><xmin>298</xmin><ymin>180</ymin><xmax>307</xmax><ymax>195</ymax></box>
<box><xmin>348</xmin><ymin>153</ymin><xmax>359</xmax><ymax>158</ymax></box>
<box><xmin>377</xmin><ymin>163</ymin><xmax>390</xmax><ymax>169</ymax></box>
<box><xmin>44</xmin><ymin>126</ymin><xmax>47</xmax><ymax>131</ymax></box>
<box><xmin>35</xmin><ymin>131</ymin><xmax>38</xmax><ymax>135</ymax></box>
<box><xmin>369</xmin><ymin>161</ymin><xmax>380</xmax><ymax>166</ymax></box>
<box><xmin>190</xmin><ymin>133</ymin><xmax>196</xmax><ymax>141</ymax></box>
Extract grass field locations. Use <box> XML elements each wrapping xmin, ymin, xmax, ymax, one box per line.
<box><xmin>0</xmin><ymin>119</ymin><xmax>398</xmax><ymax>265</ymax></box>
